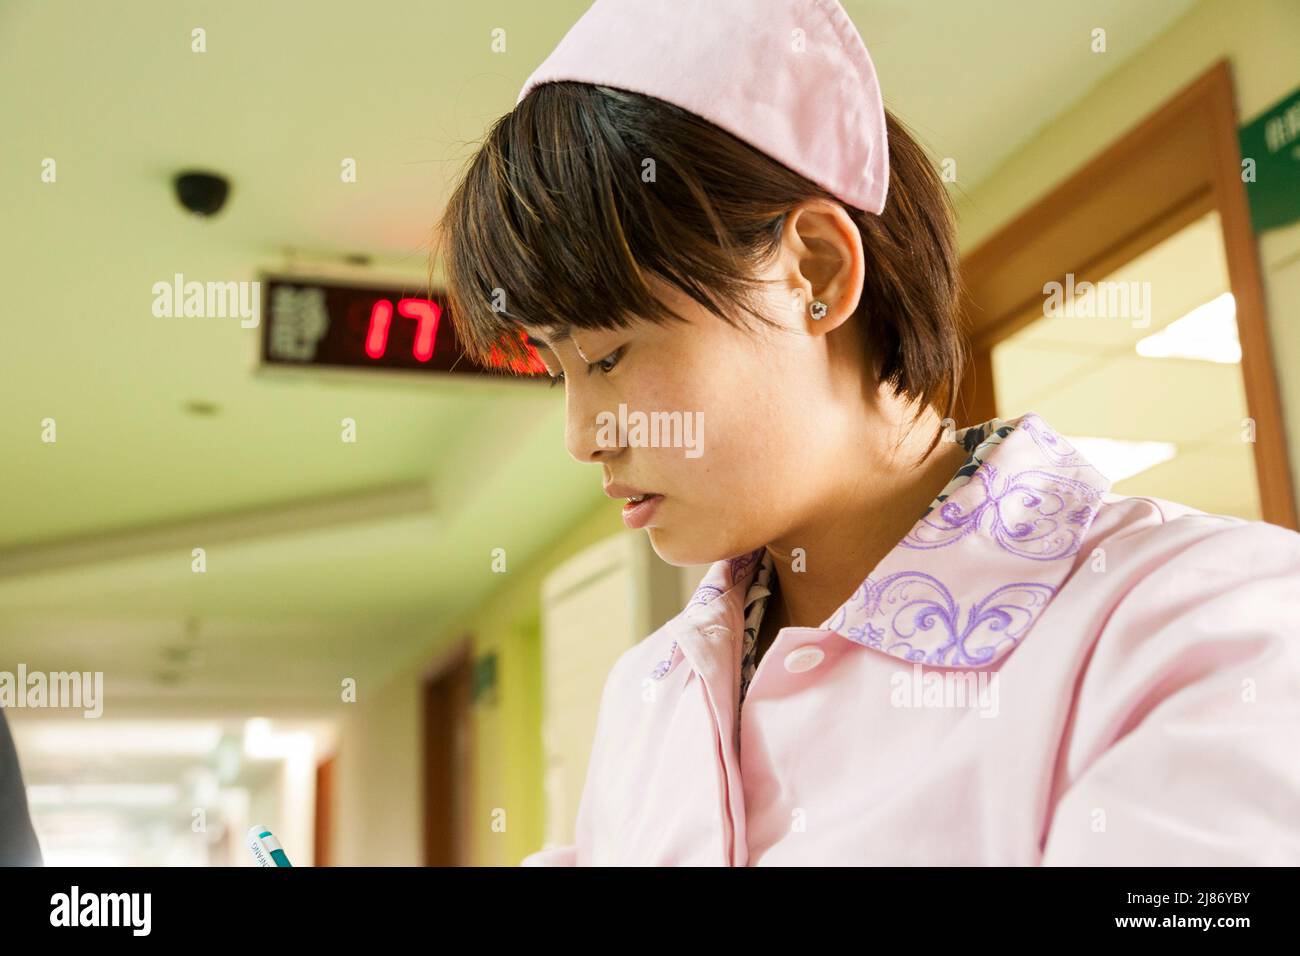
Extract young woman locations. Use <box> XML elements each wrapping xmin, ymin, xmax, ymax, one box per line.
<box><xmin>435</xmin><ymin>0</ymin><xmax>1300</xmax><ymax>865</ymax></box>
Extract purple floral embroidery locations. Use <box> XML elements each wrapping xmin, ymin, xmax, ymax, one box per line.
<box><xmin>902</xmin><ymin>463</ymin><xmax>1102</xmax><ymax>560</ymax></box>
<box><xmin>650</xmin><ymin>640</ymin><xmax>678</xmax><ymax>680</ymax></box>
<box><xmin>727</xmin><ymin>548</ymin><xmax>763</xmax><ymax>585</ymax></box>
<box><xmin>1019</xmin><ymin>413</ymin><xmax>1090</xmax><ymax>469</ymax></box>
<box><xmin>687</xmin><ymin>584</ymin><xmax>724</xmax><ymax>608</ymax></box>
<box><xmin>826</xmin><ymin>571</ymin><xmax>1055</xmax><ymax>667</ymax></box>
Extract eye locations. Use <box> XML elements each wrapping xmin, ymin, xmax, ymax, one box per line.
<box><xmin>590</xmin><ymin>346</ymin><xmax>624</xmax><ymax>376</ymax></box>
<box><xmin>544</xmin><ymin>345</ymin><xmax>623</xmax><ymax>389</ymax></box>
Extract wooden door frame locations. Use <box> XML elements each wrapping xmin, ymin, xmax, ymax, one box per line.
<box><xmin>313</xmin><ymin>755</ymin><xmax>335</xmax><ymax>866</ymax></box>
<box><xmin>421</xmin><ymin>636</ymin><xmax>475</xmax><ymax>866</ymax></box>
<box><xmin>958</xmin><ymin>59</ymin><xmax>1297</xmax><ymax>530</ymax></box>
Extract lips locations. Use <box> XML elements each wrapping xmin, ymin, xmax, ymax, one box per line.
<box><xmin>619</xmin><ymin>493</ymin><xmax>664</xmax><ymax>529</ymax></box>
<box><xmin>603</xmin><ymin>482</ymin><xmax>661</xmax><ymax>501</ymax></box>
<box><xmin>621</xmin><ymin>493</ymin><xmax>661</xmax><ymax>508</ymax></box>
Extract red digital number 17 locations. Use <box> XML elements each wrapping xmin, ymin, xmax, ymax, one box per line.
<box><xmin>364</xmin><ymin>298</ymin><xmax>441</xmax><ymax>362</ymax></box>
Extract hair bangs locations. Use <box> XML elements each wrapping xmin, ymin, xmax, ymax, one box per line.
<box><xmin>435</xmin><ymin>82</ymin><xmax>778</xmax><ymax>373</ymax></box>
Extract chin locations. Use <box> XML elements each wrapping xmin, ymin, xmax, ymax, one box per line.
<box><xmin>644</xmin><ymin>528</ymin><xmax>706</xmax><ymax>568</ymax></box>
<box><xmin>644</xmin><ymin>527</ymin><xmax>734</xmax><ymax>569</ymax></box>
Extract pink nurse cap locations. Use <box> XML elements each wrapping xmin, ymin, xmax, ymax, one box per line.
<box><xmin>516</xmin><ymin>0</ymin><xmax>890</xmax><ymax>215</ymax></box>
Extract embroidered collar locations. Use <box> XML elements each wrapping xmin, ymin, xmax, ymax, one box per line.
<box><xmin>737</xmin><ymin>416</ymin><xmax>1017</xmax><ymax>701</ymax></box>
<box><xmin>650</xmin><ymin>411</ymin><xmax>1112</xmax><ymax>680</ymax></box>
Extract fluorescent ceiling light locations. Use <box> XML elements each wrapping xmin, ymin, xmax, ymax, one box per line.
<box><xmin>27</xmin><ymin>783</ymin><xmax>181</xmax><ymax>808</ymax></box>
<box><xmin>1064</xmin><ymin>436</ymin><xmax>1177</xmax><ymax>484</ymax></box>
<box><xmin>1135</xmin><ymin>292</ymin><xmax>1240</xmax><ymax>363</ymax></box>
<box><xmin>16</xmin><ymin>721</ymin><xmax>224</xmax><ymax>757</ymax></box>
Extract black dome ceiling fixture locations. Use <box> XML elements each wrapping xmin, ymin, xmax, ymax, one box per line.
<box><xmin>173</xmin><ymin>170</ymin><xmax>231</xmax><ymax>217</ymax></box>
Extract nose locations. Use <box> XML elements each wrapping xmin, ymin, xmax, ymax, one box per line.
<box><xmin>563</xmin><ymin>387</ymin><xmax>621</xmax><ymax>465</ymax></box>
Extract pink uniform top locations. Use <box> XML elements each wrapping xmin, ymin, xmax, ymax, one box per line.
<box><xmin>524</xmin><ymin>411</ymin><xmax>1300</xmax><ymax>865</ymax></box>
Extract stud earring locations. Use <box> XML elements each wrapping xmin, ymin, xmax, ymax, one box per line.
<box><xmin>810</xmin><ymin>299</ymin><xmax>828</xmax><ymax>321</ymax></box>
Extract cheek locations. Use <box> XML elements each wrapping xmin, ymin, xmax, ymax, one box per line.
<box><xmin>634</xmin><ymin>329</ymin><xmax>819</xmax><ymax>492</ymax></box>
<box><xmin>639</xmin><ymin>356</ymin><xmax>819</xmax><ymax>561</ymax></box>
<box><xmin>676</xmin><ymin>363</ymin><xmax>805</xmax><ymax>501</ymax></box>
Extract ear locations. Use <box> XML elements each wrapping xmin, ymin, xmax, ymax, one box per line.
<box><xmin>779</xmin><ymin>199</ymin><xmax>865</xmax><ymax>337</ymax></box>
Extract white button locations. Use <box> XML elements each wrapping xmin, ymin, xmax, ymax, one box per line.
<box><xmin>783</xmin><ymin>645</ymin><xmax>825</xmax><ymax>673</ymax></box>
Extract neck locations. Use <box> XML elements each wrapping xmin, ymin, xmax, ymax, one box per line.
<box><xmin>761</xmin><ymin>412</ymin><xmax>967</xmax><ymax>634</ymax></box>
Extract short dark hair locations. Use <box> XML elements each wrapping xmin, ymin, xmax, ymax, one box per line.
<box><xmin>434</xmin><ymin>82</ymin><xmax>966</xmax><ymax>449</ymax></box>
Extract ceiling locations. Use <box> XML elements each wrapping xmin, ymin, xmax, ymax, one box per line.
<box><xmin>0</xmin><ymin>0</ymin><xmax>1203</xmax><ymax>710</ymax></box>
